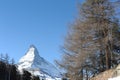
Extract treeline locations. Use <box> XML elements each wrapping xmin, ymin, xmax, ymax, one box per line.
<box><xmin>0</xmin><ymin>54</ymin><xmax>39</xmax><ymax>80</ymax></box>
<box><xmin>56</xmin><ymin>0</ymin><xmax>120</xmax><ymax>80</ymax></box>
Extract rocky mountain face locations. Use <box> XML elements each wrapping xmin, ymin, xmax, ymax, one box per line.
<box><xmin>18</xmin><ymin>45</ymin><xmax>61</xmax><ymax>80</ymax></box>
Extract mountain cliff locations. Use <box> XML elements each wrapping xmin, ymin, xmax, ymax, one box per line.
<box><xmin>18</xmin><ymin>45</ymin><xmax>61</xmax><ymax>79</ymax></box>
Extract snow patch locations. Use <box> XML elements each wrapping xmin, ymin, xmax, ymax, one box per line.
<box><xmin>108</xmin><ymin>76</ymin><xmax>120</xmax><ymax>80</ymax></box>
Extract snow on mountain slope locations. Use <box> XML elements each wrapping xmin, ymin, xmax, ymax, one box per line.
<box><xmin>18</xmin><ymin>45</ymin><xmax>61</xmax><ymax>79</ymax></box>
<box><xmin>108</xmin><ymin>76</ymin><xmax>120</xmax><ymax>80</ymax></box>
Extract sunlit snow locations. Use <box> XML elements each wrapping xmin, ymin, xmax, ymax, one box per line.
<box><xmin>18</xmin><ymin>45</ymin><xmax>61</xmax><ymax>80</ymax></box>
<box><xmin>108</xmin><ymin>76</ymin><xmax>120</xmax><ymax>80</ymax></box>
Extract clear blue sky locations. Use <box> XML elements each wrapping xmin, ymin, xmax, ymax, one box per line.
<box><xmin>0</xmin><ymin>0</ymin><xmax>84</xmax><ymax>65</ymax></box>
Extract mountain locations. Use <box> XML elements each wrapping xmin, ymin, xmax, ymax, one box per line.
<box><xmin>18</xmin><ymin>45</ymin><xmax>61</xmax><ymax>80</ymax></box>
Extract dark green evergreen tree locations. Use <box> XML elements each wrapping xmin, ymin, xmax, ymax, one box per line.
<box><xmin>22</xmin><ymin>69</ymin><xmax>32</xmax><ymax>80</ymax></box>
<box><xmin>0</xmin><ymin>61</ymin><xmax>7</xmax><ymax>80</ymax></box>
<box><xmin>32</xmin><ymin>76</ymin><xmax>40</xmax><ymax>80</ymax></box>
<box><xmin>9</xmin><ymin>65</ymin><xmax>18</xmax><ymax>80</ymax></box>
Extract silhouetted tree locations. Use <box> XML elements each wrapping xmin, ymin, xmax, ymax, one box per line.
<box><xmin>32</xmin><ymin>76</ymin><xmax>40</xmax><ymax>80</ymax></box>
<box><xmin>22</xmin><ymin>69</ymin><xmax>32</xmax><ymax>80</ymax></box>
<box><xmin>9</xmin><ymin>65</ymin><xmax>18</xmax><ymax>80</ymax></box>
<box><xmin>0</xmin><ymin>61</ymin><xmax>7</xmax><ymax>80</ymax></box>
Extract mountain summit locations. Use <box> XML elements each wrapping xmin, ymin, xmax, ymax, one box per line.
<box><xmin>18</xmin><ymin>45</ymin><xmax>61</xmax><ymax>79</ymax></box>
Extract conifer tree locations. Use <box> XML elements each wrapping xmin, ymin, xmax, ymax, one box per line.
<box><xmin>57</xmin><ymin>0</ymin><xmax>120</xmax><ymax>80</ymax></box>
<box><xmin>9</xmin><ymin>65</ymin><xmax>18</xmax><ymax>80</ymax></box>
<box><xmin>22</xmin><ymin>69</ymin><xmax>32</xmax><ymax>80</ymax></box>
<box><xmin>0</xmin><ymin>61</ymin><xmax>7</xmax><ymax>80</ymax></box>
<box><xmin>32</xmin><ymin>76</ymin><xmax>40</xmax><ymax>80</ymax></box>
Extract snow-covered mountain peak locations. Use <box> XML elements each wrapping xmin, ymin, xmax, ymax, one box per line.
<box><xmin>18</xmin><ymin>45</ymin><xmax>40</xmax><ymax>64</ymax></box>
<box><xmin>30</xmin><ymin>44</ymin><xmax>36</xmax><ymax>48</ymax></box>
<box><xmin>29</xmin><ymin>45</ymin><xmax>38</xmax><ymax>52</ymax></box>
<box><xmin>27</xmin><ymin>45</ymin><xmax>39</xmax><ymax>56</ymax></box>
<box><xmin>29</xmin><ymin>45</ymin><xmax>36</xmax><ymax>51</ymax></box>
<box><xmin>18</xmin><ymin>45</ymin><xmax>61</xmax><ymax>79</ymax></box>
